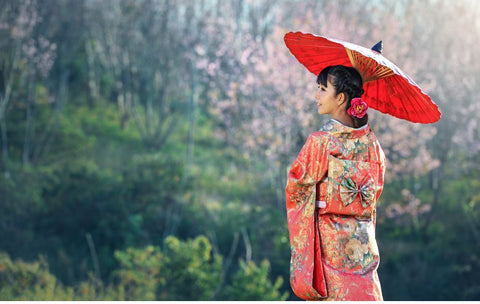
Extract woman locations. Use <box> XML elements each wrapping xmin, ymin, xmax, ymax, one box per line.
<box><xmin>286</xmin><ymin>65</ymin><xmax>386</xmax><ymax>300</ymax></box>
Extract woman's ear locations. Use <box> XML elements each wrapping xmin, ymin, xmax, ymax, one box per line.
<box><xmin>336</xmin><ymin>92</ymin><xmax>346</xmax><ymax>106</ymax></box>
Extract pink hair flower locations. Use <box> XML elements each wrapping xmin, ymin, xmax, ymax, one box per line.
<box><xmin>348</xmin><ymin>98</ymin><xmax>368</xmax><ymax>118</ymax></box>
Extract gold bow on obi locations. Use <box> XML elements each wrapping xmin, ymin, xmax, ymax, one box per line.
<box><xmin>340</xmin><ymin>177</ymin><xmax>375</xmax><ymax>208</ymax></box>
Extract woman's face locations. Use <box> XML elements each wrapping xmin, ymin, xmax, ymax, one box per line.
<box><xmin>315</xmin><ymin>79</ymin><xmax>340</xmax><ymax>116</ymax></box>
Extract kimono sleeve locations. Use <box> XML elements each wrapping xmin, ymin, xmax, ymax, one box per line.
<box><xmin>285</xmin><ymin>133</ymin><xmax>330</xmax><ymax>300</ymax></box>
<box><xmin>285</xmin><ymin>133</ymin><xmax>330</xmax><ymax>210</ymax></box>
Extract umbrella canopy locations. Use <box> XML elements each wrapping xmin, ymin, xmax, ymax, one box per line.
<box><xmin>284</xmin><ymin>32</ymin><xmax>441</xmax><ymax>124</ymax></box>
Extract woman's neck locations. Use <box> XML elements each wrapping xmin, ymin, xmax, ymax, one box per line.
<box><xmin>331</xmin><ymin>112</ymin><xmax>355</xmax><ymax>128</ymax></box>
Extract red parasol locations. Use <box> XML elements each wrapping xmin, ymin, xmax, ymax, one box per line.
<box><xmin>284</xmin><ymin>32</ymin><xmax>441</xmax><ymax>124</ymax></box>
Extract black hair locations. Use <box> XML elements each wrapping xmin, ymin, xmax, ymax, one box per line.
<box><xmin>316</xmin><ymin>65</ymin><xmax>368</xmax><ymax>128</ymax></box>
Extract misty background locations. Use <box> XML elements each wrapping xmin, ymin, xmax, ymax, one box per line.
<box><xmin>1</xmin><ymin>0</ymin><xmax>479</xmax><ymax>300</ymax></box>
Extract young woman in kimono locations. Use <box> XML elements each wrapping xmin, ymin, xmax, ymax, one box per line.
<box><xmin>286</xmin><ymin>65</ymin><xmax>386</xmax><ymax>301</ymax></box>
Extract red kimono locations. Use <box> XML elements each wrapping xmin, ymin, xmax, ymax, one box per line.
<box><xmin>286</xmin><ymin>119</ymin><xmax>386</xmax><ymax>301</ymax></box>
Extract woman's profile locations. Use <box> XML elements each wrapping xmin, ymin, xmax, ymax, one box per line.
<box><xmin>285</xmin><ymin>65</ymin><xmax>386</xmax><ymax>300</ymax></box>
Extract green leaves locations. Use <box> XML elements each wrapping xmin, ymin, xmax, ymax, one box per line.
<box><xmin>0</xmin><ymin>253</ymin><xmax>74</xmax><ymax>300</ymax></box>
<box><xmin>158</xmin><ymin>236</ymin><xmax>222</xmax><ymax>300</ymax></box>
<box><xmin>221</xmin><ymin>260</ymin><xmax>288</xmax><ymax>301</ymax></box>
<box><xmin>113</xmin><ymin>246</ymin><xmax>162</xmax><ymax>301</ymax></box>
<box><xmin>0</xmin><ymin>236</ymin><xmax>287</xmax><ymax>300</ymax></box>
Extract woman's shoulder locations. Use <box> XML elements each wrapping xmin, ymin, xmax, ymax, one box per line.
<box><xmin>309</xmin><ymin>129</ymin><xmax>330</xmax><ymax>138</ymax></box>
<box><xmin>305</xmin><ymin>130</ymin><xmax>336</xmax><ymax>148</ymax></box>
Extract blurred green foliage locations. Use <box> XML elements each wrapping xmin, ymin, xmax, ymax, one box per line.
<box><xmin>221</xmin><ymin>260</ymin><xmax>289</xmax><ymax>300</ymax></box>
<box><xmin>0</xmin><ymin>235</ymin><xmax>287</xmax><ymax>300</ymax></box>
<box><xmin>0</xmin><ymin>252</ymin><xmax>74</xmax><ymax>300</ymax></box>
<box><xmin>0</xmin><ymin>96</ymin><xmax>290</xmax><ymax>300</ymax></box>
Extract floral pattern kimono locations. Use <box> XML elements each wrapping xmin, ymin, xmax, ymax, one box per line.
<box><xmin>286</xmin><ymin>119</ymin><xmax>386</xmax><ymax>301</ymax></box>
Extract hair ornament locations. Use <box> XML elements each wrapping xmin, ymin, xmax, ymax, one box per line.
<box><xmin>348</xmin><ymin>98</ymin><xmax>368</xmax><ymax>118</ymax></box>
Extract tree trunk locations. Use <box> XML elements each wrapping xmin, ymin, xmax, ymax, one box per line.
<box><xmin>85</xmin><ymin>40</ymin><xmax>99</xmax><ymax>105</ymax></box>
<box><xmin>187</xmin><ymin>66</ymin><xmax>198</xmax><ymax>170</ymax></box>
<box><xmin>421</xmin><ymin>119</ymin><xmax>454</xmax><ymax>234</ymax></box>
<box><xmin>1</xmin><ymin>117</ymin><xmax>8</xmax><ymax>166</ymax></box>
<box><xmin>23</xmin><ymin>75</ymin><xmax>36</xmax><ymax>166</ymax></box>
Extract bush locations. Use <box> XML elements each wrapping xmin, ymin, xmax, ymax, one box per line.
<box><xmin>158</xmin><ymin>235</ymin><xmax>223</xmax><ymax>300</ymax></box>
<box><xmin>221</xmin><ymin>260</ymin><xmax>288</xmax><ymax>301</ymax></box>
<box><xmin>0</xmin><ymin>252</ymin><xmax>73</xmax><ymax>300</ymax></box>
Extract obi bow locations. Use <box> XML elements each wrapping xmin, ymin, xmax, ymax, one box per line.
<box><xmin>340</xmin><ymin>177</ymin><xmax>375</xmax><ymax>208</ymax></box>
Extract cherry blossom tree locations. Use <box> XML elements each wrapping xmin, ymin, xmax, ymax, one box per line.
<box><xmin>0</xmin><ymin>0</ymin><xmax>40</xmax><ymax>164</ymax></box>
<box><xmin>205</xmin><ymin>0</ymin><xmax>442</xmax><ymax>212</ymax></box>
<box><xmin>0</xmin><ymin>0</ymin><xmax>57</xmax><ymax>166</ymax></box>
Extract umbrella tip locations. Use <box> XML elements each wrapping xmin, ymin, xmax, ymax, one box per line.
<box><xmin>371</xmin><ymin>41</ymin><xmax>383</xmax><ymax>53</ymax></box>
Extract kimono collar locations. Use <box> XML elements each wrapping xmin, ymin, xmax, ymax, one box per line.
<box><xmin>320</xmin><ymin>119</ymin><xmax>371</xmax><ymax>139</ymax></box>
